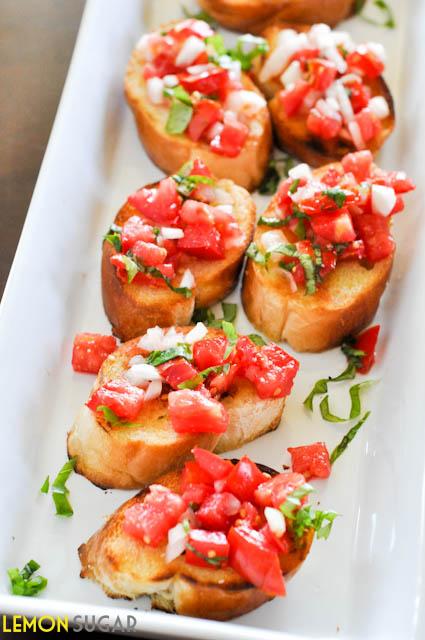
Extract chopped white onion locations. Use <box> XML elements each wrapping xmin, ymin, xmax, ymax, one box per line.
<box><xmin>124</xmin><ymin>363</ymin><xmax>162</xmax><ymax>386</ymax></box>
<box><xmin>160</xmin><ymin>227</ymin><xmax>184</xmax><ymax>240</ymax></box>
<box><xmin>340</xmin><ymin>73</ymin><xmax>363</xmax><ymax>85</ymax></box>
<box><xmin>332</xmin><ymin>30</ymin><xmax>355</xmax><ymax>53</ymax></box>
<box><xmin>308</xmin><ymin>23</ymin><xmax>333</xmax><ymax>50</ymax></box>
<box><xmin>332</xmin><ymin>81</ymin><xmax>354</xmax><ymax>123</ymax></box>
<box><xmin>162</xmin><ymin>326</ymin><xmax>182</xmax><ymax>349</ymax></box>
<box><xmin>225</xmin><ymin>90</ymin><xmax>266</xmax><ymax>116</ymax></box>
<box><xmin>348</xmin><ymin>120</ymin><xmax>366</xmax><ymax>150</ymax></box>
<box><xmin>175</xmin><ymin>36</ymin><xmax>206</xmax><ymax>67</ymax></box>
<box><xmin>205</xmin><ymin>121</ymin><xmax>224</xmax><ymax>142</ymax></box>
<box><xmin>281</xmin><ymin>268</ymin><xmax>297</xmax><ymax>293</ymax></box>
<box><xmin>144</xmin><ymin>379</ymin><xmax>163</xmax><ymax>401</ymax></box>
<box><xmin>213</xmin><ymin>187</ymin><xmax>234</xmax><ymax>205</ymax></box>
<box><xmin>136</xmin><ymin>34</ymin><xmax>154</xmax><ymax>60</ymax></box>
<box><xmin>138</xmin><ymin>326</ymin><xmax>166</xmax><ymax>351</ymax></box>
<box><xmin>165</xmin><ymin>523</ymin><xmax>187</xmax><ymax>563</ymax></box>
<box><xmin>222</xmin><ymin>494</ymin><xmax>241</xmax><ymax>516</ymax></box>
<box><xmin>372</xmin><ymin>184</ymin><xmax>396</xmax><ymax>217</ymax></box>
<box><xmin>368</xmin><ymin>96</ymin><xmax>390</xmax><ymax>119</ymax></box>
<box><xmin>317</xmin><ymin>98</ymin><xmax>339</xmax><ymax>120</ymax></box>
<box><xmin>323</xmin><ymin>45</ymin><xmax>347</xmax><ymax>74</ymax></box>
<box><xmin>261</xmin><ymin>230</ymin><xmax>285</xmax><ymax>253</ymax></box>
<box><xmin>179</xmin><ymin>268</ymin><xmax>195</xmax><ymax>289</ymax></box>
<box><xmin>288</xmin><ymin>163</ymin><xmax>313</xmax><ymax>180</ymax></box>
<box><xmin>280</xmin><ymin>60</ymin><xmax>302</xmax><ymax>88</ymax></box>
<box><xmin>265</xmin><ymin>507</ymin><xmax>286</xmax><ymax>538</ymax></box>
<box><xmin>366</xmin><ymin>42</ymin><xmax>386</xmax><ymax>63</ymax></box>
<box><xmin>146</xmin><ymin>77</ymin><xmax>164</xmax><ymax>105</ymax></box>
<box><xmin>214</xmin><ymin>204</ymin><xmax>233</xmax><ymax>215</ymax></box>
<box><xmin>259</xmin><ymin>29</ymin><xmax>302</xmax><ymax>82</ymax></box>
<box><xmin>128</xmin><ymin>355</ymin><xmax>145</xmax><ymax>366</ymax></box>
<box><xmin>214</xmin><ymin>479</ymin><xmax>227</xmax><ymax>493</ymax></box>
<box><xmin>185</xmin><ymin>322</ymin><xmax>208</xmax><ymax>344</ymax></box>
<box><xmin>163</xmin><ymin>74</ymin><xmax>179</xmax><ymax>87</ymax></box>
<box><xmin>250</xmin><ymin>121</ymin><xmax>263</xmax><ymax>137</ymax></box>
<box><xmin>187</xmin><ymin>63</ymin><xmax>211</xmax><ymax>75</ymax></box>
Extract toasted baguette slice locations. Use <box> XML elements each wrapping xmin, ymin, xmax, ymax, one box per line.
<box><xmin>197</xmin><ymin>0</ymin><xmax>361</xmax><ymax>33</ymax></box>
<box><xmin>242</xmin><ymin>163</ymin><xmax>394</xmax><ymax>351</ymax></box>
<box><xmin>79</xmin><ymin>463</ymin><xmax>314</xmax><ymax>620</ymax></box>
<box><xmin>125</xmin><ymin>45</ymin><xmax>272</xmax><ymax>192</ymax></box>
<box><xmin>251</xmin><ymin>25</ymin><xmax>395</xmax><ymax>167</ymax></box>
<box><xmin>67</xmin><ymin>328</ymin><xmax>286</xmax><ymax>489</ymax></box>
<box><xmin>102</xmin><ymin>179</ymin><xmax>256</xmax><ymax>342</ymax></box>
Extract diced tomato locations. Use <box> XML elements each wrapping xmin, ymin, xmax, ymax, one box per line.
<box><xmin>182</xmin><ymin>483</ymin><xmax>214</xmax><ymax>507</ymax></box>
<box><xmin>196</xmin><ymin>492</ymin><xmax>241</xmax><ymax>530</ymax></box>
<box><xmin>318</xmin><ymin>248</ymin><xmax>337</xmax><ymax>278</ymax></box>
<box><xmin>185</xmin><ymin>529</ymin><xmax>229</xmax><ymax>568</ymax></box>
<box><xmin>168</xmin><ymin>19</ymin><xmax>214</xmax><ymax>41</ymax></box>
<box><xmin>238</xmin><ymin>342</ymin><xmax>299</xmax><ymax>400</ymax></box>
<box><xmin>321</xmin><ymin>167</ymin><xmax>343</xmax><ymax>188</ymax></box>
<box><xmin>210</xmin><ymin>120</ymin><xmax>249</xmax><ymax>158</ymax></box>
<box><xmin>254</xmin><ymin>472</ymin><xmax>306</xmax><ymax>509</ymax></box>
<box><xmin>352</xmin><ymin>325</ymin><xmax>380</xmax><ymax>374</ymax></box>
<box><xmin>290</xmin><ymin>48</ymin><xmax>320</xmax><ymax>65</ymax></box>
<box><xmin>192</xmin><ymin>447</ymin><xmax>233</xmax><ymax>480</ymax></box>
<box><xmin>228</xmin><ymin>525</ymin><xmax>286</xmax><ymax>596</ymax></box>
<box><xmin>128</xmin><ymin>177</ymin><xmax>181</xmax><ymax>225</ymax></box>
<box><xmin>307</xmin><ymin>107</ymin><xmax>342</xmax><ymax>140</ymax></box>
<box><xmin>72</xmin><ymin>333</ymin><xmax>117</xmax><ymax>374</ymax></box>
<box><xmin>120</xmin><ymin>216</ymin><xmax>157</xmax><ymax>253</ymax></box>
<box><xmin>354</xmin><ymin>213</ymin><xmax>394</xmax><ymax>262</ymax></box>
<box><xmin>224</xmin><ymin>457</ymin><xmax>266</xmax><ymax>502</ymax></box>
<box><xmin>209</xmin><ymin>363</ymin><xmax>239</xmax><ymax>396</ymax></box>
<box><xmin>310</xmin><ymin>211</ymin><xmax>356</xmax><ymax>243</ymax></box>
<box><xmin>168</xmin><ymin>389</ymin><xmax>229</xmax><ymax>433</ymax></box>
<box><xmin>309</xmin><ymin>59</ymin><xmax>337</xmax><ymax>91</ymax></box>
<box><xmin>288</xmin><ymin>443</ymin><xmax>331</xmax><ymax>480</ymax></box>
<box><xmin>339</xmin><ymin>239</ymin><xmax>366</xmax><ymax>261</ymax></box>
<box><xmin>177</xmin><ymin>223</ymin><xmax>224</xmax><ymax>260</ymax></box>
<box><xmin>110</xmin><ymin>254</ymin><xmax>128</xmax><ymax>283</ymax></box>
<box><xmin>349</xmin><ymin>82</ymin><xmax>371</xmax><ymax>113</ymax></box>
<box><xmin>157</xmin><ymin>358</ymin><xmax>198</xmax><ymax>390</ymax></box>
<box><xmin>123</xmin><ymin>485</ymin><xmax>186</xmax><ymax>546</ymax></box>
<box><xmin>179</xmin><ymin>199</ymin><xmax>214</xmax><ymax>226</ymax></box>
<box><xmin>179</xmin><ymin>65</ymin><xmax>229</xmax><ymax>97</ymax></box>
<box><xmin>279</xmin><ymin>80</ymin><xmax>310</xmax><ymax>117</ymax></box>
<box><xmin>346</xmin><ymin>46</ymin><xmax>384</xmax><ymax>79</ymax></box>
<box><xmin>193</xmin><ymin>336</ymin><xmax>228</xmax><ymax>371</ymax></box>
<box><xmin>236</xmin><ymin>501</ymin><xmax>261</xmax><ymax>528</ymax></box>
<box><xmin>261</xmin><ymin>525</ymin><xmax>291</xmax><ymax>554</ymax></box>
<box><xmin>342</xmin><ymin>150</ymin><xmax>373</xmax><ymax>183</ymax></box>
<box><xmin>187</xmin><ymin>99</ymin><xmax>223</xmax><ymax>142</ymax></box>
<box><xmin>87</xmin><ymin>378</ymin><xmax>145</xmax><ymax>421</ymax></box>
<box><xmin>154</xmin><ymin>262</ymin><xmax>176</xmax><ymax>279</ymax></box>
<box><xmin>376</xmin><ymin>171</ymin><xmax>415</xmax><ymax>195</ymax></box>
<box><xmin>132</xmin><ymin>241</ymin><xmax>167</xmax><ymax>266</ymax></box>
<box><xmin>181</xmin><ymin>460</ymin><xmax>213</xmax><ymax>489</ymax></box>
<box><xmin>355</xmin><ymin>108</ymin><xmax>381</xmax><ymax>142</ymax></box>
<box><xmin>189</xmin><ymin>158</ymin><xmax>212</xmax><ymax>178</ymax></box>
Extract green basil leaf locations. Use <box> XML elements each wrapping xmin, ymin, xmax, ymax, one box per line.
<box><xmin>51</xmin><ymin>458</ymin><xmax>77</xmax><ymax>517</ymax></box>
<box><xmin>8</xmin><ymin>560</ymin><xmax>48</xmax><ymax>597</ymax></box>
<box><xmin>166</xmin><ymin>99</ymin><xmax>193</xmax><ymax>135</ymax></box>
<box><xmin>227</xmin><ymin>35</ymin><xmax>269</xmax><ymax>71</ymax></box>
<box><xmin>246</xmin><ymin>242</ymin><xmax>267</xmax><ymax>264</ymax></box>
<box><xmin>222</xmin><ymin>320</ymin><xmax>238</xmax><ymax>358</ymax></box>
<box><xmin>258</xmin><ymin>156</ymin><xmax>296</xmax><ymax>194</ymax></box>
<box><xmin>178</xmin><ymin>363</ymin><xmax>230</xmax><ymax>390</ymax></box>
<box><xmin>349</xmin><ymin>380</ymin><xmax>376</xmax><ymax>419</ymax></box>
<box><xmin>298</xmin><ymin>252</ymin><xmax>316</xmax><ymax>294</ymax></box>
<box><xmin>258</xmin><ymin>216</ymin><xmax>288</xmax><ymax>228</ymax></box>
<box><xmin>172</xmin><ymin>171</ymin><xmax>214</xmax><ymax>197</ymax></box>
<box><xmin>289</xmin><ymin>178</ymin><xmax>300</xmax><ymax>194</ymax></box>
<box><xmin>304</xmin><ymin>361</ymin><xmax>357</xmax><ymax>411</ymax></box>
<box><xmin>312</xmin><ymin>510</ymin><xmax>339</xmax><ymax>540</ymax></box>
<box><xmin>322</xmin><ymin>188</ymin><xmax>347</xmax><ymax>208</ymax></box>
<box><xmin>182</xmin><ymin>5</ymin><xmax>217</xmax><ymax>25</ymax></box>
<box><xmin>164</xmin><ymin>84</ymin><xmax>192</xmax><ymax>105</ymax></box>
<box><xmin>330</xmin><ymin>411</ymin><xmax>371</xmax><ymax>464</ymax></box>
<box><xmin>121</xmin><ymin>255</ymin><xmax>139</xmax><ymax>283</ymax></box>
<box><xmin>319</xmin><ymin>396</ymin><xmax>348</xmax><ymax>423</ymax></box>
<box><xmin>185</xmin><ymin>542</ymin><xmax>228</xmax><ymax>566</ymax></box>
<box><xmin>40</xmin><ymin>476</ymin><xmax>50</xmax><ymax>494</ymax></box>
<box><xmin>279</xmin><ymin>483</ymin><xmax>314</xmax><ymax>519</ymax></box>
<box><xmin>356</xmin><ymin>0</ymin><xmax>395</xmax><ymax>28</ymax></box>
<box><xmin>206</xmin><ymin>34</ymin><xmax>226</xmax><ymax>56</ymax></box>
<box><xmin>221</xmin><ymin>302</ymin><xmax>237</xmax><ymax>323</ymax></box>
<box><xmin>248</xmin><ymin>333</ymin><xmax>267</xmax><ymax>346</ymax></box>
<box><xmin>192</xmin><ymin>307</ymin><xmax>217</xmax><ymax>325</ymax></box>
<box><xmin>146</xmin><ymin>343</ymin><xmax>192</xmax><ymax>367</ymax></box>
<box><xmin>104</xmin><ymin>224</ymin><xmax>122</xmax><ymax>252</ymax></box>
<box><xmin>341</xmin><ymin>338</ymin><xmax>366</xmax><ymax>370</ymax></box>
<box><xmin>191</xmin><ymin>302</ymin><xmax>238</xmax><ymax>328</ymax></box>
<box><xmin>96</xmin><ymin>405</ymin><xmax>139</xmax><ymax>428</ymax></box>
<box><xmin>125</xmin><ymin>253</ymin><xmax>192</xmax><ymax>298</ymax></box>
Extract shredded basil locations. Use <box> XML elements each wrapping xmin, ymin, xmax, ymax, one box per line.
<box><xmin>51</xmin><ymin>458</ymin><xmax>77</xmax><ymax>517</ymax></box>
<box><xmin>322</xmin><ymin>188</ymin><xmax>347</xmax><ymax>208</ymax></box>
<box><xmin>330</xmin><ymin>411</ymin><xmax>371</xmax><ymax>464</ymax></box>
<box><xmin>165</xmin><ymin>95</ymin><xmax>193</xmax><ymax>135</ymax></box>
<box><xmin>258</xmin><ymin>156</ymin><xmax>296</xmax><ymax>195</ymax></box>
<box><xmin>104</xmin><ymin>223</ymin><xmax>122</xmax><ymax>252</ymax></box>
<box><xmin>178</xmin><ymin>363</ymin><xmax>230</xmax><ymax>390</ymax></box>
<box><xmin>247</xmin><ymin>242</ymin><xmax>318</xmax><ymax>294</ymax></box>
<box><xmin>96</xmin><ymin>405</ymin><xmax>138</xmax><ymax>428</ymax></box>
<box><xmin>146</xmin><ymin>343</ymin><xmax>193</xmax><ymax>367</ymax></box>
<box><xmin>122</xmin><ymin>253</ymin><xmax>192</xmax><ymax>297</ymax></box>
<box><xmin>186</xmin><ymin>542</ymin><xmax>228</xmax><ymax>566</ymax></box>
<box><xmin>172</xmin><ymin>172</ymin><xmax>214</xmax><ymax>198</ymax></box>
<box><xmin>8</xmin><ymin>560</ymin><xmax>48</xmax><ymax>597</ymax></box>
<box><xmin>248</xmin><ymin>333</ymin><xmax>267</xmax><ymax>346</ymax></box>
<box><xmin>356</xmin><ymin>0</ymin><xmax>395</xmax><ymax>28</ymax></box>
<box><xmin>227</xmin><ymin>34</ymin><xmax>268</xmax><ymax>71</ymax></box>
<box><xmin>182</xmin><ymin>5</ymin><xmax>217</xmax><ymax>25</ymax></box>
<box><xmin>258</xmin><ymin>216</ymin><xmax>287</xmax><ymax>228</ymax></box>
<box><xmin>192</xmin><ymin>302</ymin><xmax>237</xmax><ymax>327</ymax></box>
<box><xmin>304</xmin><ymin>361</ymin><xmax>357</xmax><ymax>411</ymax></box>
<box><xmin>279</xmin><ymin>483</ymin><xmax>314</xmax><ymax>519</ymax></box>
<box><xmin>289</xmin><ymin>178</ymin><xmax>300</xmax><ymax>194</ymax></box>
<box><xmin>40</xmin><ymin>476</ymin><xmax>50</xmax><ymax>494</ymax></box>
<box><xmin>292</xmin><ymin>507</ymin><xmax>339</xmax><ymax>540</ymax></box>
<box><xmin>206</xmin><ymin>34</ymin><xmax>226</xmax><ymax>56</ymax></box>
<box><xmin>222</xmin><ymin>320</ymin><xmax>238</xmax><ymax>358</ymax></box>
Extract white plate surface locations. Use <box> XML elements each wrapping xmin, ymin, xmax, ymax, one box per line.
<box><xmin>1</xmin><ymin>1</ymin><xmax>425</xmax><ymax>638</ymax></box>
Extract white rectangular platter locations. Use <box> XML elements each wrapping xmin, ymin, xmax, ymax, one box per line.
<box><xmin>1</xmin><ymin>0</ymin><xmax>425</xmax><ymax>638</ymax></box>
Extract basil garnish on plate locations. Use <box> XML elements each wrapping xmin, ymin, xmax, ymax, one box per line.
<box><xmin>8</xmin><ymin>560</ymin><xmax>48</xmax><ymax>597</ymax></box>
<box><xmin>330</xmin><ymin>411</ymin><xmax>371</xmax><ymax>464</ymax></box>
<box><xmin>51</xmin><ymin>458</ymin><xmax>77</xmax><ymax>517</ymax></box>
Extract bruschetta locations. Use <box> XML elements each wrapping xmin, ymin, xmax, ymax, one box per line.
<box><xmin>102</xmin><ymin>161</ymin><xmax>255</xmax><ymax>342</ymax></box>
<box><xmin>67</xmin><ymin>324</ymin><xmax>299</xmax><ymax>489</ymax></box>
<box><xmin>242</xmin><ymin>151</ymin><xmax>415</xmax><ymax>351</ymax></box>
<box><xmin>124</xmin><ymin>18</ymin><xmax>272</xmax><ymax>191</ymax></box>
<box><xmin>251</xmin><ymin>23</ymin><xmax>395</xmax><ymax>166</ymax></box>
<box><xmin>197</xmin><ymin>0</ymin><xmax>363</xmax><ymax>33</ymax></box>
<box><xmin>79</xmin><ymin>449</ymin><xmax>336</xmax><ymax>619</ymax></box>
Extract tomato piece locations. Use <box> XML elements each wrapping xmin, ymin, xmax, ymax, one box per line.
<box><xmin>185</xmin><ymin>529</ymin><xmax>229</xmax><ymax>568</ymax></box>
<box><xmin>168</xmin><ymin>18</ymin><xmax>214</xmax><ymax>40</ymax></box>
<box><xmin>279</xmin><ymin>80</ymin><xmax>310</xmax><ymax>117</ymax></box>
<box><xmin>187</xmin><ymin>99</ymin><xmax>223</xmax><ymax>142</ymax></box>
<box><xmin>239</xmin><ymin>342</ymin><xmax>299</xmax><ymax>400</ymax></box>
<box><xmin>72</xmin><ymin>333</ymin><xmax>117</xmax><ymax>374</ymax></box>
<box><xmin>341</xmin><ymin>150</ymin><xmax>373</xmax><ymax>183</ymax></box>
<box><xmin>254</xmin><ymin>472</ymin><xmax>306</xmax><ymax>509</ymax></box>
<box><xmin>224</xmin><ymin>456</ymin><xmax>266</xmax><ymax>502</ymax></box>
<box><xmin>154</xmin><ymin>262</ymin><xmax>175</xmax><ymax>279</ymax></box>
<box><xmin>132</xmin><ymin>241</ymin><xmax>167</xmax><ymax>266</ymax></box>
<box><xmin>354</xmin><ymin>213</ymin><xmax>394</xmax><ymax>262</ymax></box>
<box><xmin>120</xmin><ymin>216</ymin><xmax>156</xmax><ymax>253</ymax></box>
<box><xmin>355</xmin><ymin>108</ymin><xmax>381</xmax><ymax>142</ymax></box>
<box><xmin>87</xmin><ymin>378</ymin><xmax>145</xmax><ymax>421</ymax></box>
<box><xmin>181</xmin><ymin>460</ymin><xmax>213</xmax><ymax>489</ymax></box>
<box><xmin>177</xmin><ymin>223</ymin><xmax>224</xmax><ymax>260</ymax></box>
<box><xmin>348</xmin><ymin>81</ymin><xmax>371</xmax><ymax>113</ymax></box>
<box><xmin>290</xmin><ymin>48</ymin><xmax>320</xmax><ymax>65</ymax></box>
<box><xmin>179</xmin><ymin>199</ymin><xmax>214</xmax><ymax>226</ymax></box>
<box><xmin>319</xmin><ymin>248</ymin><xmax>337</xmax><ymax>278</ymax></box>
<box><xmin>346</xmin><ymin>46</ymin><xmax>384</xmax><ymax>79</ymax></box>
<box><xmin>128</xmin><ymin>177</ymin><xmax>181</xmax><ymax>225</ymax></box>
<box><xmin>261</xmin><ymin>525</ymin><xmax>291</xmax><ymax>554</ymax></box>
<box><xmin>168</xmin><ymin>389</ymin><xmax>229</xmax><ymax>433</ymax></box>
<box><xmin>189</xmin><ymin>158</ymin><xmax>212</xmax><ymax>178</ymax></box>
<box><xmin>196</xmin><ymin>492</ymin><xmax>241</xmax><ymax>530</ymax></box>
<box><xmin>228</xmin><ymin>525</ymin><xmax>286</xmax><ymax>596</ymax></box>
<box><xmin>182</xmin><ymin>483</ymin><xmax>214</xmax><ymax>507</ymax></box>
<box><xmin>309</xmin><ymin>59</ymin><xmax>337</xmax><ymax>91</ymax></box>
<box><xmin>338</xmin><ymin>239</ymin><xmax>366</xmax><ymax>261</ymax></box>
<box><xmin>320</xmin><ymin>167</ymin><xmax>343</xmax><ymax>188</ymax></box>
<box><xmin>353</xmin><ymin>325</ymin><xmax>380</xmax><ymax>374</ymax></box>
<box><xmin>209</xmin><ymin>363</ymin><xmax>239</xmax><ymax>396</ymax></box>
<box><xmin>193</xmin><ymin>336</ymin><xmax>228</xmax><ymax>371</ymax></box>
<box><xmin>310</xmin><ymin>211</ymin><xmax>356</xmax><ymax>243</ymax></box>
<box><xmin>192</xmin><ymin>447</ymin><xmax>233</xmax><ymax>480</ymax></box>
<box><xmin>375</xmin><ymin>171</ymin><xmax>415</xmax><ymax>195</ymax></box>
<box><xmin>179</xmin><ymin>65</ymin><xmax>229</xmax><ymax>96</ymax></box>
<box><xmin>307</xmin><ymin>107</ymin><xmax>342</xmax><ymax>140</ymax></box>
<box><xmin>210</xmin><ymin>120</ymin><xmax>249</xmax><ymax>158</ymax></box>
<box><xmin>288</xmin><ymin>443</ymin><xmax>331</xmax><ymax>480</ymax></box>
<box><xmin>157</xmin><ymin>358</ymin><xmax>198</xmax><ymax>390</ymax></box>
<box><xmin>123</xmin><ymin>485</ymin><xmax>186</xmax><ymax>546</ymax></box>
<box><xmin>237</xmin><ymin>501</ymin><xmax>261</xmax><ymax>528</ymax></box>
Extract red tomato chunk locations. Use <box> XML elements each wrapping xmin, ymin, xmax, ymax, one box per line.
<box><xmin>288</xmin><ymin>443</ymin><xmax>331</xmax><ymax>480</ymax></box>
<box><xmin>186</xmin><ymin>529</ymin><xmax>229</xmax><ymax>568</ymax></box>
<box><xmin>87</xmin><ymin>378</ymin><xmax>145</xmax><ymax>421</ymax></box>
<box><xmin>168</xmin><ymin>389</ymin><xmax>229</xmax><ymax>433</ymax></box>
<box><xmin>72</xmin><ymin>333</ymin><xmax>116</xmax><ymax>374</ymax></box>
<box><xmin>353</xmin><ymin>325</ymin><xmax>380</xmax><ymax>374</ymax></box>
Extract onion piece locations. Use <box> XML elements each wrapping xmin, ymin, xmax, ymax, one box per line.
<box><xmin>225</xmin><ymin>90</ymin><xmax>266</xmax><ymax>117</ymax></box>
<box><xmin>185</xmin><ymin>322</ymin><xmax>208</xmax><ymax>344</ymax></box>
<box><xmin>280</xmin><ymin>60</ymin><xmax>302</xmax><ymax>87</ymax></box>
<box><xmin>368</xmin><ymin>96</ymin><xmax>390</xmax><ymax>119</ymax></box>
<box><xmin>144</xmin><ymin>379</ymin><xmax>163</xmax><ymax>401</ymax></box>
<box><xmin>160</xmin><ymin>227</ymin><xmax>184</xmax><ymax>240</ymax></box>
<box><xmin>179</xmin><ymin>269</ymin><xmax>195</xmax><ymax>289</ymax></box>
<box><xmin>371</xmin><ymin>184</ymin><xmax>396</xmax><ymax>217</ymax></box>
<box><xmin>138</xmin><ymin>326</ymin><xmax>166</xmax><ymax>351</ymax></box>
<box><xmin>348</xmin><ymin>121</ymin><xmax>366</xmax><ymax>150</ymax></box>
<box><xmin>222</xmin><ymin>494</ymin><xmax>241</xmax><ymax>516</ymax></box>
<box><xmin>265</xmin><ymin>507</ymin><xmax>286</xmax><ymax>537</ymax></box>
<box><xmin>175</xmin><ymin>36</ymin><xmax>206</xmax><ymax>67</ymax></box>
<box><xmin>289</xmin><ymin>163</ymin><xmax>313</xmax><ymax>180</ymax></box>
<box><xmin>213</xmin><ymin>187</ymin><xmax>234</xmax><ymax>205</ymax></box>
<box><xmin>124</xmin><ymin>363</ymin><xmax>162</xmax><ymax>386</ymax></box>
<box><xmin>165</xmin><ymin>523</ymin><xmax>187</xmax><ymax>563</ymax></box>
<box><xmin>261</xmin><ymin>230</ymin><xmax>285</xmax><ymax>253</ymax></box>
<box><xmin>129</xmin><ymin>355</ymin><xmax>145</xmax><ymax>366</ymax></box>
<box><xmin>281</xmin><ymin>268</ymin><xmax>298</xmax><ymax>293</ymax></box>
<box><xmin>146</xmin><ymin>77</ymin><xmax>165</xmax><ymax>105</ymax></box>
<box><xmin>163</xmin><ymin>74</ymin><xmax>179</xmax><ymax>88</ymax></box>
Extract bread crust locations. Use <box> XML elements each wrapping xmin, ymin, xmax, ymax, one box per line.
<box><xmin>78</xmin><ymin>466</ymin><xmax>314</xmax><ymax>620</ymax></box>
<box><xmin>241</xmin><ymin>163</ymin><xmax>394</xmax><ymax>352</ymax></box>
<box><xmin>124</xmin><ymin>44</ymin><xmax>272</xmax><ymax>192</ymax></box>
<box><xmin>102</xmin><ymin>180</ymin><xmax>256</xmax><ymax>342</ymax></box>
<box><xmin>197</xmin><ymin>0</ymin><xmax>362</xmax><ymax>33</ymax></box>
<box><xmin>67</xmin><ymin>329</ymin><xmax>286</xmax><ymax>489</ymax></box>
<box><xmin>251</xmin><ymin>24</ymin><xmax>395</xmax><ymax>167</ymax></box>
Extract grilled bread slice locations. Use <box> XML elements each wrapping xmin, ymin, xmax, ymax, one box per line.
<box><xmin>67</xmin><ymin>328</ymin><xmax>287</xmax><ymax>489</ymax></box>
<box><xmin>102</xmin><ymin>178</ymin><xmax>256</xmax><ymax>342</ymax></box>
<box><xmin>242</xmin><ymin>163</ymin><xmax>394</xmax><ymax>351</ymax></box>
<box><xmin>79</xmin><ymin>463</ymin><xmax>314</xmax><ymax>620</ymax></box>
<box><xmin>251</xmin><ymin>24</ymin><xmax>395</xmax><ymax>167</ymax></box>
<box><xmin>197</xmin><ymin>0</ymin><xmax>362</xmax><ymax>33</ymax></box>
